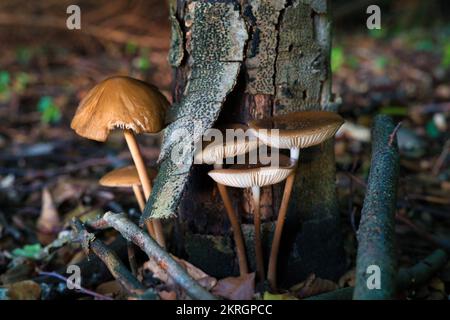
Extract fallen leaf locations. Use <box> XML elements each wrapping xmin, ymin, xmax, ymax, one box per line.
<box><xmin>6</xmin><ymin>280</ymin><xmax>41</xmax><ymax>300</ymax></box>
<box><xmin>263</xmin><ymin>291</ymin><xmax>298</xmax><ymax>300</ymax></box>
<box><xmin>429</xmin><ymin>277</ymin><xmax>445</xmax><ymax>293</ymax></box>
<box><xmin>212</xmin><ymin>273</ymin><xmax>255</xmax><ymax>300</ymax></box>
<box><xmin>0</xmin><ymin>260</ymin><xmax>35</xmax><ymax>285</ymax></box>
<box><xmin>37</xmin><ymin>188</ymin><xmax>61</xmax><ymax>244</ymax></box>
<box><xmin>338</xmin><ymin>268</ymin><xmax>356</xmax><ymax>288</ymax></box>
<box><xmin>290</xmin><ymin>273</ymin><xmax>338</xmax><ymax>299</ymax></box>
<box><xmin>159</xmin><ymin>290</ymin><xmax>177</xmax><ymax>300</ymax></box>
<box><xmin>96</xmin><ymin>280</ymin><xmax>125</xmax><ymax>299</ymax></box>
<box><xmin>143</xmin><ymin>255</ymin><xmax>217</xmax><ymax>290</ymax></box>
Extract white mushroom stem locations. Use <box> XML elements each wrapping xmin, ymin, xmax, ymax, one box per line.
<box><xmin>213</xmin><ymin>164</ymin><xmax>248</xmax><ymax>276</ymax></box>
<box><xmin>268</xmin><ymin>147</ymin><xmax>300</xmax><ymax>289</ymax></box>
<box><xmin>123</xmin><ymin>130</ymin><xmax>166</xmax><ymax>248</ymax></box>
<box><xmin>132</xmin><ymin>184</ymin><xmax>155</xmax><ymax>238</ymax></box>
<box><xmin>252</xmin><ymin>185</ymin><xmax>265</xmax><ymax>281</ymax></box>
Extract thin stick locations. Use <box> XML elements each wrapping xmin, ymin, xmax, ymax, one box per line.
<box><xmin>103</xmin><ymin>212</ymin><xmax>217</xmax><ymax>300</ymax></box>
<box><xmin>132</xmin><ymin>185</ymin><xmax>155</xmax><ymax>238</ymax></box>
<box><xmin>252</xmin><ymin>186</ymin><xmax>265</xmax><ymax>281</ymax></box>
<box><xmin>71</xmin><ymin>218</ymin><xmax>145</xmax><ymax>295</ymax></box>
<box><xmin>217</xmin><ymin>183</ymin><xmax>249</xmax><ymax>276</ymax></box>
<box><xmin>267</xmin><ymin>171</ymin><xmax>295</xmax><ymax>289</ymax></box>
<box><xmin>38</xmin><ymin>271</ymin><xmax>113</xmax><ymax>301</ymax></box>
<box><xmin>123</xmin><ymin>130</ymin><xmax>166</xmax><ymax>248</ymax></box>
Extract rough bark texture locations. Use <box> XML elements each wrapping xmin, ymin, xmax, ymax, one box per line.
<box><xmin>155</xmin><ymin>0</ymin><xmax>344</xmax><ymax>285</ymax></box>
<box><xmin>353</xmin><ymin>115</ymin><xmax>400</xmax><ymax>300</ymax></box>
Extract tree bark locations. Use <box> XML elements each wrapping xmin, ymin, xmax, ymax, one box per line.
<box><xmin>156</xmin><ymin>0</ymin><xmax>345</xmax><ymax>285</ymax></box>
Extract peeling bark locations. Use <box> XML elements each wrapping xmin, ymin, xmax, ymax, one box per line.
<box><xmin>142</xmin><ymin>0</ymin><xmax>248</xmax><ymax>222</ymax></box>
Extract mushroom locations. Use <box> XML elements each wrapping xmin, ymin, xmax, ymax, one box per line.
<box><xmin>71</xmin><ymin>75</ymin><xmax>168</xmax><ymax>247</ymax></box>
<box><xmin>194</xmin><ymin>124</ymin><xmax>259</xmax><ymax>276</ymax></box>
<box><xmin>248</xmin><ymin>111</ymin><xmax>344</xmax><ymax>289</ymax></box>
<box><xmin>99</xmin><ymin>165</ymin><xmax>157</xmax><ymax>275</ymax></box>
<box><xmin>208</xmin><ymin>154</ymin><xmax>295</xmax><ymax>281</ymax></box>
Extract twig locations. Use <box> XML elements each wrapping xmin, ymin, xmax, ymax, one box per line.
<box><xmin>70</xmin><ymin>218</ymin><xmax>145</xmax><ymax>296</ymax></box>
<box><xmin>38</xmin><ymin>271</ymin><xmax>113</xmax><ymax>301</ymax></box>
<box><xmin>388</xmin><ymin>122</ymin><xmax>402</xmax><ymax>147</ymax></box>
<box><xmin>396</xmin><ymin>213</ymin><xmax>450</xmax><ymax>252</ymax></box>
<box><xmin>354</xmin><ymin>115</ymin><xmax>400</xmax><ymax>300</ymax></box>
<box><xmin>432</xmin><ymin>140</ymin><xmax>450</xmax><ymax>176</ymax></box>
<box><xmin>308</xmin><ymin>249</ymin><xmax>448</xmax><ymax>300</ymax></box>
<box><xmin>103</xmin><ymin>212</ymin><xmax>217</xmax><ymax>300</ymax></box>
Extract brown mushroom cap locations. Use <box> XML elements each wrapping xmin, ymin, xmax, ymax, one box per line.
<box><xmin>71</xmin><ymin>76</ymin><xmax>169</xmax><ymax>142</ymax></box>
<box><xmin>195</xmin><ymin>123</ymin><xmax>259</xmax><ymax>164</ymax></box>
<box><xmin>208</xmin><ymin>154</ymin><xmax>294</xmax><ymax>188</ymax></box>
<box><xmin>248</xmin><ymin>111</ymin><xmax>344</xmax><ymax>150</ymax></box>
<box><xmin>99</xmin><ymin>165</ymin><xmax>157</xmax><ymax>187</ymax></box>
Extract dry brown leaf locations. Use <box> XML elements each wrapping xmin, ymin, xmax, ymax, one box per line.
<box><xmin>159</xmin><ymin>290</ymin><xmax>177</xmax><ymax>300</ymax></box>
<box><xmin>143</xmin><ymin>255</ymin><xmax>217</xmax><ymax>290</ymax></box>
<box><xmin>6</xmin><ymin>280</ymin><xmax>41</xmax><ymax>300</ymax></box>
<box><xmin>37</xmin><ymin>188</ymin><xmax>61</xmax><ymax>236</ymax></box>
<box><xmin>96</xmin><ymin>280</ymin><xmax>125</xmax><ymax>299</ymax></box>
<box><xmin>212</xmin><ymin>273</ymin><xmax>255</xmax><ymax>300</ymax></box>
<box><xmin>338</xmin><ymin>268</ymin><xmax>356</xmax><ymax>288</ymax></box>
<box><xmin>291</xmin><ymin>273</ymin><xmax>338</xmax><ymax>299</ymax></box>
<box><xmin>51</xmin><ymin>178</ymin><xmax>87</xmax><ymax>205</ymax></box>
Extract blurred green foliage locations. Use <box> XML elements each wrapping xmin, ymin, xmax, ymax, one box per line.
<box><xmin>37</xmin><ymin>96</ymin><xmax>61</xmax><ymax>125</ymax></box>
<box><xmin>12</xmin><ymin>243</ymin><xmax>43</xmax><ymax>260</ymax></box>
<box><xmin>331</xmin><ymin>47</ymin><xmax>344</xmax><ymax>73</ymax></box>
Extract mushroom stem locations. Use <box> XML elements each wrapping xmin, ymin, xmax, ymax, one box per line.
<box><xmin>251</xmin><ymin>186</ymin><xmax>265</xmax><ymax>281</ymax></box>
<box><xmin>267</xmin><ymin>147</ymin><xmax>300</xmax><ymax>289</ymax></box>
<box><xmin>123</xmin><ymin>130</ymin><xmax>166</xmax><ymax>248</ymax></box>
<box><xmin>216</xmin><ymin>183</ymin><xmax>249</xmax><ymax>276</ymax></box>
<box><xmin>213</xmin><ymin>163</ymin><xmax>248</xmax><ymax>276</ymax></box>
<box><xmin>132</xmin><ymin>185</ymin><xmax>155</xmax><ymax>238</ymax></box>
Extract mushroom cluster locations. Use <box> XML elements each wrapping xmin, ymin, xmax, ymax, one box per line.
<box><xmin>200</xmin><ymin>111</ymin><xmax>344</xmax><ymax>289</ymax></box>
<box><xmin>71</xmin><ymin>75</ymin><xmax>169</xmax><ymax>248</ymax></box>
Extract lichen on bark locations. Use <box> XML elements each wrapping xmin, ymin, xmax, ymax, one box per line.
<box><xmin>142</xmin><ymin>0</ymin><xmax>248</xmax><ymax>221</ymax></box>
<box><xmin>274</xmin><ymin>0</ymin><xmax>327</xmax><ymax>113</ymax></box>
<box><xmin>245</xmin><ymin>0</ymin><xmax>286</xmax><ymax>95</ymax></box>
<box><xmin>168</xmin><ymin>12</ymin><xmax>184</xmax><ymax>67</ymax></box>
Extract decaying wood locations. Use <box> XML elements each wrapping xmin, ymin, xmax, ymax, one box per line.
<box><xmin>353</xmin><ymin>115</ymin><xmax>400</xmax><ymax>300</ymax></box>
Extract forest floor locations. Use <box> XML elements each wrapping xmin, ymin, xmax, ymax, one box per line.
<box><xmin>0</xmin><ymin>1</ymin><xmax>449</xmax><ymax>300</ymax></box>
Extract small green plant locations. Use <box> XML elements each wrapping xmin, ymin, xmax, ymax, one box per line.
<box><xmin>331</xmin><ymin>47</ymin><xmax>344</xmax><ymax>73</ymax></box>
<box><xmin>37</xmin><ymin>96</ymin><xmax>61</xmax><ymax>124</ymax></box>
<box><xmin>0</xmin><ymin>70</ymin><xmax>11</xmax><ymax>102</ymax></box>
<box><xmin>442</xmin><ymin>43</ymin><xmax>450</xmax><ymax>69</ymax></box>
<box><xmin>133</xmin><ymin>48</ymin><xmax>151</xmax><ymax>71</ymax></box>
<box><xmin>12</xmin><ymin>243</ymin><xmax>43</xmax><ymax>260</ymax></box>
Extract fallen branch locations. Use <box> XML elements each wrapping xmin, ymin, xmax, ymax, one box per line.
<box><xmin>103</xmin><ymin>212</ymin><xmax>217</xmax><ymax>300</ymax></box>
<box><xmin>71</xmin><ymin>218</ymin><xmax>145</xmax><ymax>296</ymax></box>
<box><xmin>308</xmin><ymin>249</ymin><xmax>448</xmax><ymax>300</ymax></box>
<box><xmin>354</xmin><ymin>115</ymin><xmax>400</xmax><ymax>300</ymax></box>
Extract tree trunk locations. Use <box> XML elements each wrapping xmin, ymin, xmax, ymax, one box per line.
<box><xmin>162</xmin><ymin>0</ymin><xmax>345</xmax><ymax>285</ymax></box>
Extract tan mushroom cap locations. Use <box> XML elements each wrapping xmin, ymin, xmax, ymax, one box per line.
<box><xmin>99</xmin><ymin>165</ymin><xmax>157</xmax><ymax>187</ymax></box>
<box><xmin>194</xmin><ymin>124</ymin><xmax>259</xmax><ymax>164</ymax></box>
<box><xmin>71</xmin><ymin>76</ymin><xmax>169</xmax><ymax>142</ymax></box>
<box><xmin>248</xmin><ymin>111</ymin><xmax>344</xmax><ymax>150</ymax></box>
<box><xmin>208</xmin><ymin>154</ymin><xmax>294</xmax><ymax>188</ymax></box>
